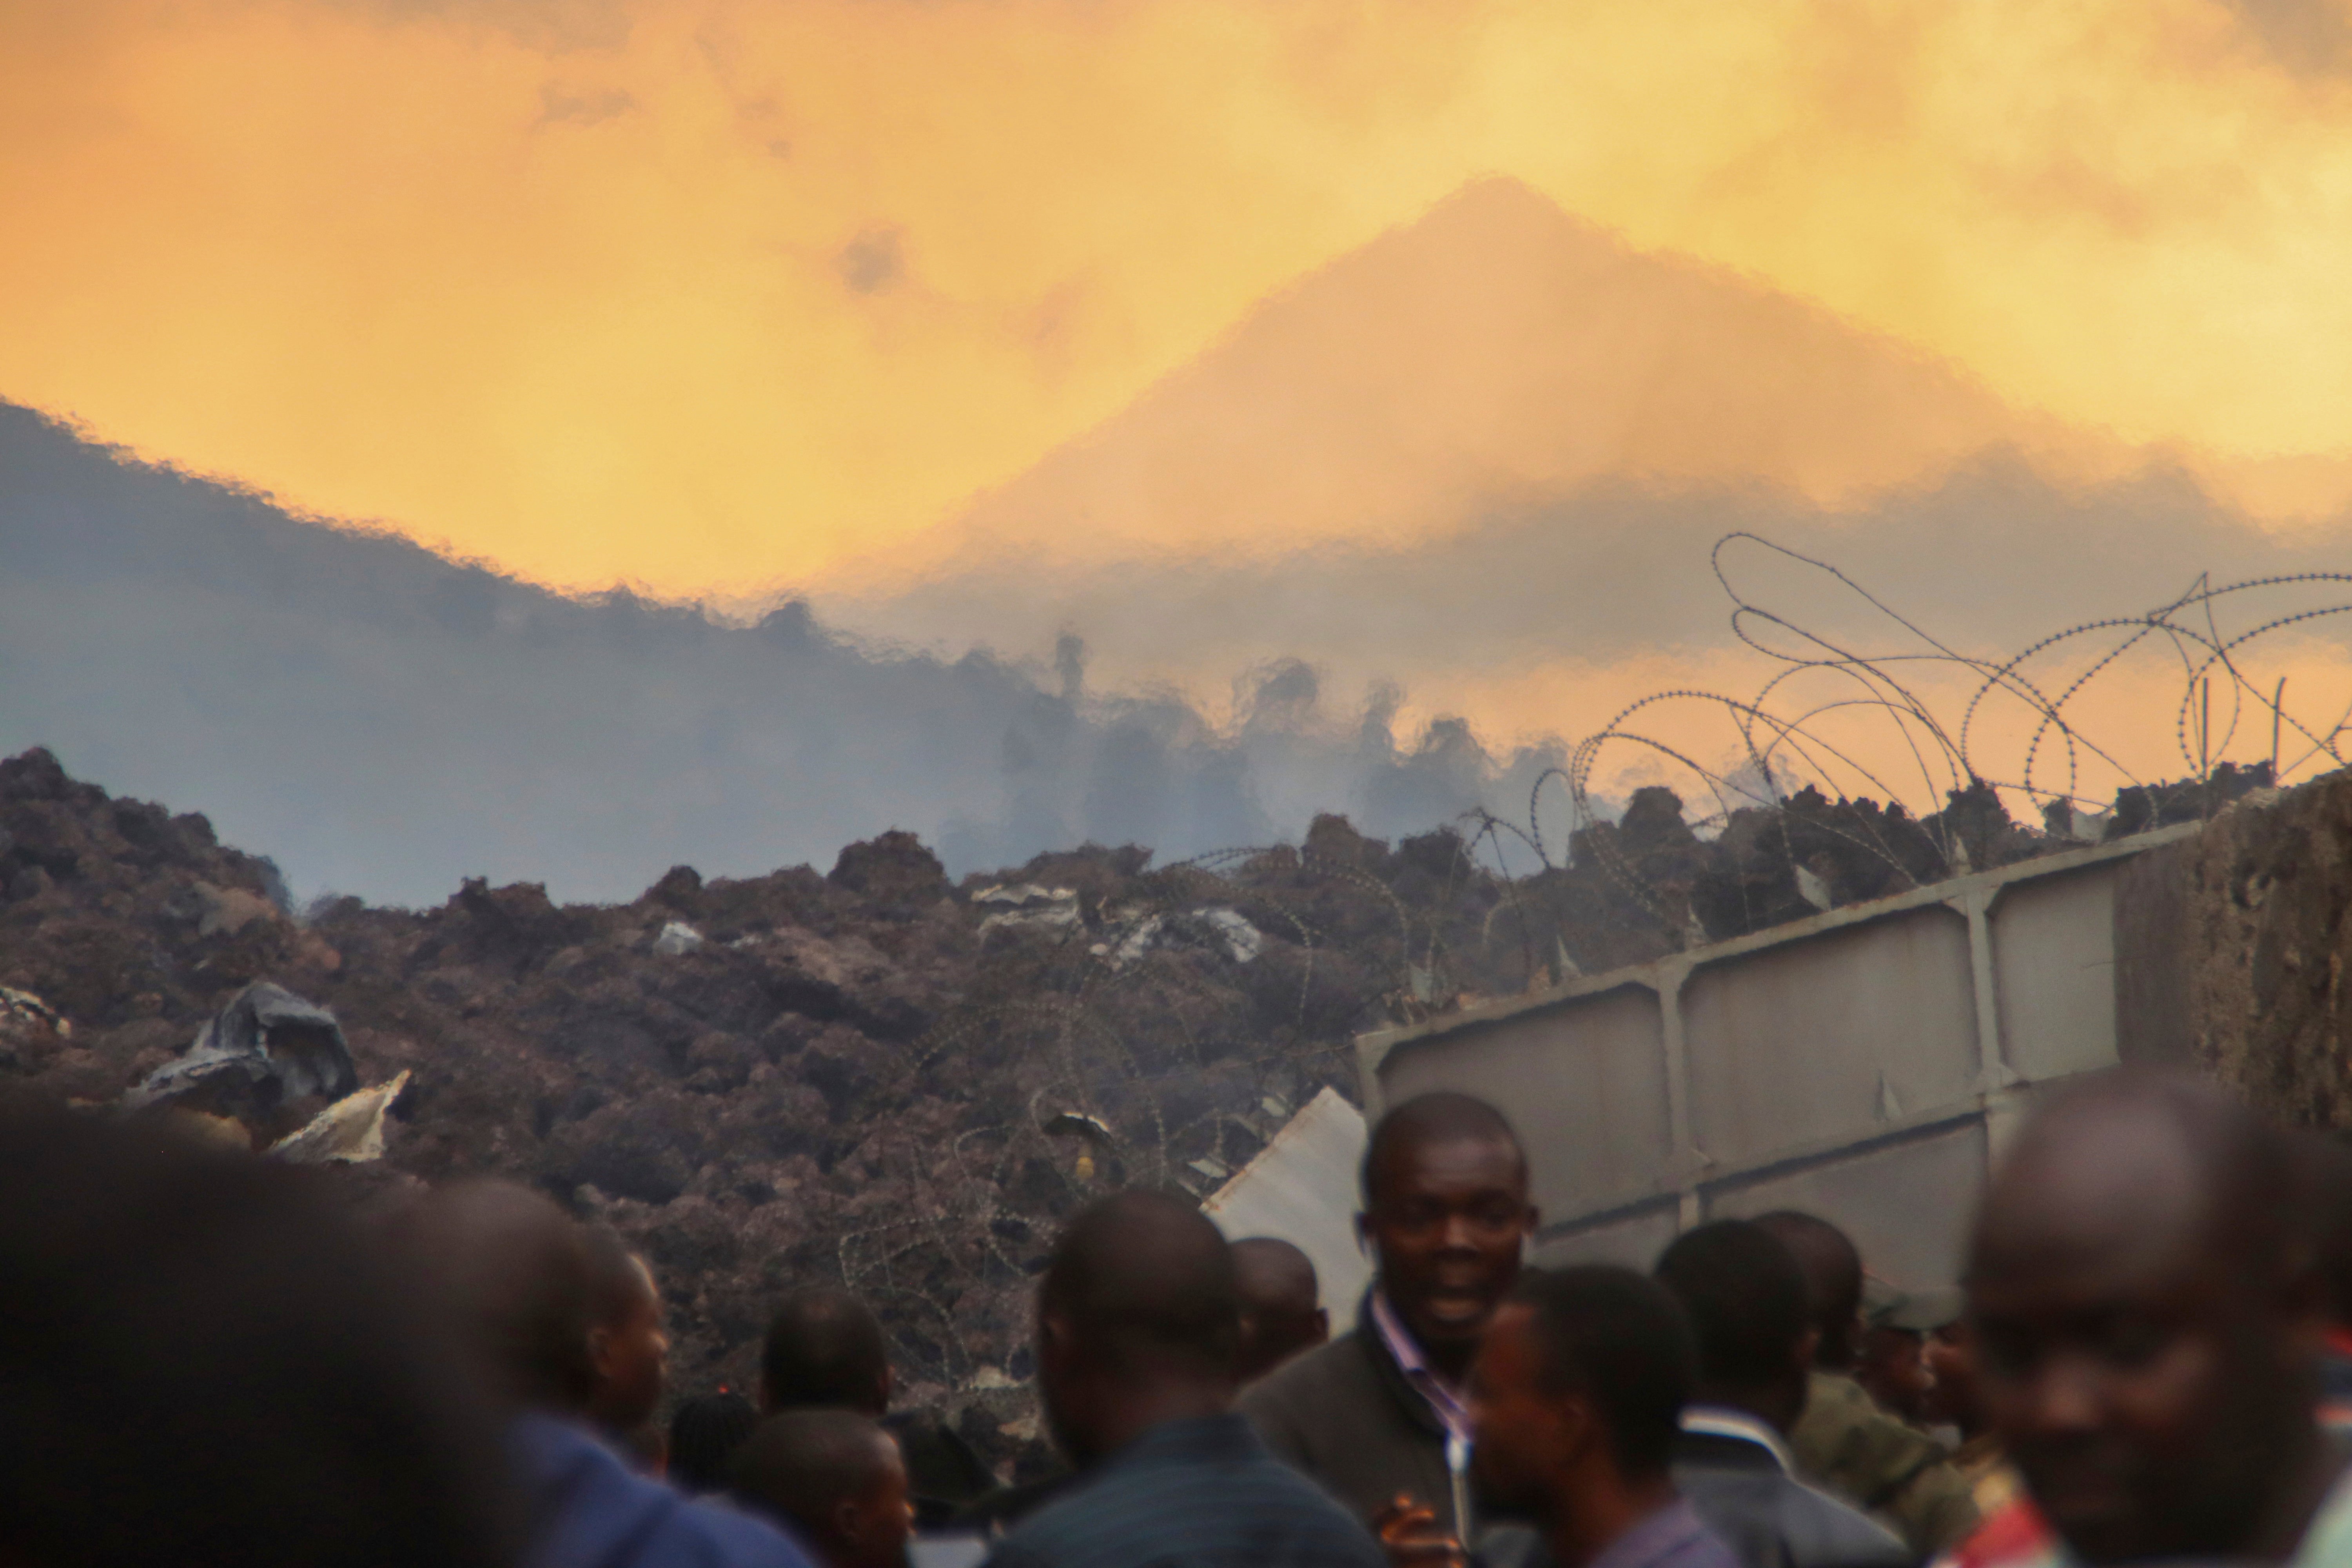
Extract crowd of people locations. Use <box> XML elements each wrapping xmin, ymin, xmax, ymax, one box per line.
<box><xmin>2</xmin><ymin>1065</ymin><xmax>2349</xmax><ymax>1568</ymax></box>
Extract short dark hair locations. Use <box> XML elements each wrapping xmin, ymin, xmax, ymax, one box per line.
<box><xmin>1753</xmin><ymin>1211</ymin><xmax>1861</xmax><ymax>1345</ymax></box>
<box><xmin>1362</xmin><ymin>1092</ymin><xmax>1526</xmax><ymax>1209</ymax></box>
<box><xmin>0</xmin><ymin>1100</ymin><xmax>516</xmax><ymax>1568</ymax></box>
<box><xmin>401</xmin><ymin>1178</ymin><xmax>598</xmax><ymax>1412</ymax></box>
<box><xmin>1654</xmin><ymin>1220</ymin><xmax>1809</xmax><ymax>1390</ymax></box>
<box><xmin>668</xmin><ymin>1392</ymin><xmax>760</xmax><ymax>1496</ymax></box>
<box><xmin>1042</xmin><ymin>1189</ymin><xmax>1239</xmax><ymax>1376</ymax></box>
<box><xmin>761</xmin><ymin>1286</ymin><xmax>890</xmax><ymax>1414</ymax></box>
<box><xmin>1512</xmin><ymin>1265</ymin><xmax>1695</xmax><ymax>1475</ymax></box>
<box><xmin>730</xmin><ymin>1408</ymin><xmax>896</xmax><ymax>1541</ymax></box>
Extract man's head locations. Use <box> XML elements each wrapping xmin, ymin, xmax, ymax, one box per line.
<box><xmin>403</xmin><ymin>1178</ymin><xmax>599</xmax><ymax>1414</ymax></box>
<box><xmin>0</xmin><ymin>1101</ymin><xmax>515</xmax><ymax>1568</ymax></box>
<box><xmin>1230</xmin><ymin>1236</ymin><xmax>1328</xmax><ymax>1383</ymax></box>
<box><xmin>1359</xmin><ymin>1092</ymin><xmax>1537</xmax><ymax>1371</ymax></box>
<box><xmin>2293</xmin><ymin>1131</ymin><xmax>2352</xmax><ymax>1330</ymax></box>
<box><xmin>1653</xmin><ymin>1219</ymin><xmax>1815</xmax><ymax>1434</ymax></box>
<box><xmin>584</xmin><ymin>1229</ymin><xmax>669</xmax><ymax>1432</ymax></box>
<box><xmin>1471</xmin><ymin>1266</ymin><xmax>1695</xmax><ymax>1523</ymax></box>
<box><xmin>761</xmin><ymin>1286</ymin><xmax>891</xmax><ymax>1417</ymax></box>
<box><xmin>1968</xmin><ymin>1069</ymin><xmax>2324</xmax><ymax>1565</ymax></box>
<box><xmin>1036</xmin><ymin>1189</ymin><xmax>1240</xmax><ymax>1465</ymax></box>
<box><xmin>1855</xmin><ymin>1281</ymin><xmax>1954</xmax><ymax>1426</ymax></box>
<box><xmin>731</xmin><ymin>1409</ymin><xmax>912</xmax><ymax>1568</ymax></box>
<box><xmin>1753</xmin><ymin>1211</ymin><xmax>1864</xmax><ymax>1372</ymax></box>
<box><xmin>1922</xmin><ymin>1322</ymin><xmax>1978</xmax><ymax>1434</ymax></box>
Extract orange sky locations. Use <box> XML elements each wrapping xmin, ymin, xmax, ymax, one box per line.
<box><xmin>11</xmin><ymin>0</ymin><xmax>2352</xmax><ymax>602</ymax></box>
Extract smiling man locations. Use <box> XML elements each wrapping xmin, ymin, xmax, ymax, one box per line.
<box><xmin>1967</xmin><ymin>1069</ymin><xmax>2352</xmax><ymax>1568</ymax></box>
<box><xmin>1240</xmin><ymin>1091</ymin><xmax>1539</xmax><ymax>1561</ymax></box>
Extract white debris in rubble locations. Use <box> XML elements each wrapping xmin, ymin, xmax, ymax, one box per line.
<box><xmin>1199</xmin><ymin>907</ymin><xmax>1265</xmax><ymax>963</ymax></box>
<box><xmin>653</xmin><ymin>920</ymin><xmax>706</xmax><ymax>956</ymax></box>
<box><xmin>267</xmin><ymin>1070</ymin><xmax>412</xmax><ymax>1164</ymax></box>
<box><xmin>1794</xmin><ymin>864</ymin><xmax>1833</xmax><ymax>913</ymax></box>
<box><xmin>973</xmin><ymin>884</ymin><xmax>1082</xmax><ymax>943</ymax></box>
<box><xmin>0</xmin><ymin>985</ymin><xmax>69</xmax><ymax>1040</ymax></box>
<box><xmin>1096</xmin><ymin>906</ymin><xmax>1265</xmax><ymax>967</ymax></box>
<box><xmin>2054</xmin><ymin>804</ymin><xmax>2114</xmax><ymax>843</ymax></box>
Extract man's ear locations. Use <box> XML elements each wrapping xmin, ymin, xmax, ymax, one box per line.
<box><xmin>1038</xmin><ymin>1308</ymin><xmax>1075</xmax><ymax>1372</ymax></box>
<box><xmin>1553</xmin><ymin>1387</ymin><xmax>1600</xmax><ymax>1467</ymax></box>
<box><xmin>1312</xmin><ymin>1307</ymin><xmax>1330</xmax><ymax>1340</ymax></box>
<box><xmin>1794</xmin><ymin>1325</ymin><xmax>1822</xmax><ymax>1375</ymax></box>
<box><xmin>586</xmin><ymin>1324</ymin><xmax>614</xmax><ymax>1377</ymax></box>
<box><xmin>832</xmin><ymin>1494</ymin><xmax>867</xmax><ymax>1552</ymax></box>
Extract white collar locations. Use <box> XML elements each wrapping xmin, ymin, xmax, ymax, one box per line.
<box><xmin>1679</xmin><ymin>1405</ymin><xmax>1793</xmax><ymax>1474</ymax></box>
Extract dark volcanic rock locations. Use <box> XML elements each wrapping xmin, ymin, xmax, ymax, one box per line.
<box><xmin>0</xmin><ymin>747</ymin><xmax>2145</xmax><ymax>1475</ymax></box>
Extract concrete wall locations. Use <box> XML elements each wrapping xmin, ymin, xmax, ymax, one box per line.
<box><xmin>2115</xmin><ymin>776</ymin><xmax>2352</xmax><ymax>1128</ymax></box>
<box><xmin>1357</xmin><ymin>824</ymin><xmax>2201</xmax><ymax>1288</ymax></box>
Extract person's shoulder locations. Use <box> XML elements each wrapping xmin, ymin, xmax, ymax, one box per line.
<box><xmin>2294</xmin><ymin>1457</ymin><xmax>2352</xmax><ymax>1568</ymax></box>
<box><xmin>1237</xmin><ymin>1332</ymin><xmax>1378</xmax><ymax>1414</ymax></box>
<box><xmin>1775</xmin><ymin>1475</ymin><xmax>1912</xmax><ymax>1568</ymax></box>
<box><xmin>1675</xmin><ymin>1515</ymin><xmax>1751</xmax><ymax>1568</ymax></box>
<box><xmin>507</xmin><ymin>1415</ymin><xmax>816</xmax><ymax>1568</ymax></box>
<box><xmin>1225</xmin><ymin>1449</ymin><xmax>1393</xmax><ymax>1564</ymax></box>
<box><xmin>668</xmin><ymin>1493</ymin><xmax>820</xmax><ymax>1568</ymax></box>
<box><xmin>1800</xmin><ymin>1373</ymin><xmax>1876</xmax><ymax>1432</ymax></box>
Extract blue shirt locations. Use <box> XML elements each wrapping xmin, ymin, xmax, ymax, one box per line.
<box><xmin>981</xmin><ymin>1412</ymin><xmax>1388</xmax><ymax>1568</ymax></box>
<box><xmin>508</xmin><ymin>1412</ymin><xmax>818</xmax><ymax>1568</ymax></box>
<box><xmin>1589</xmin><ymin>1497</ymin><xmax>1743</xmax><ymax>1568</ymax></box>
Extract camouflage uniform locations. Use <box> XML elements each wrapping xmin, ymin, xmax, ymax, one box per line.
<box><xmin>1790</xmin><ymin>1370</ymin><xmax>1981</xmax><ymax>1557</ymax></box>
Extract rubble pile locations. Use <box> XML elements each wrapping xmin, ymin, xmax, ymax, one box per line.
<box><xmin>0</xmin><ymin>745</ymin><xmax>2236</xmax><ymax>1469</ymax></box>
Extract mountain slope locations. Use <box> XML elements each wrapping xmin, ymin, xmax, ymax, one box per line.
<box><xmin>0</xmin><ymin>405</ymin><xmax>1571</xmax><ymax>904</ymax></box>
<box><xmin>859</xmin><ymin>176</ymin><xmax>2123</xmax><ymax>585</ymax></box>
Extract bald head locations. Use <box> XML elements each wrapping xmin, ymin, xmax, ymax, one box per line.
<box><xmin>762</xmin><ymin>1286</ymin><xmax>891</xmax><ymax>1416</ymax></box>
<box><xmin>1754</xmin><ymin>1211</ymin><xmax>1863</xmax><ymax>1370</ymax></box>
<box><xmin>403</xmin><ymin>1180</ymin><xmax>597</xmax><ymax>1414</ymax></box>
<box><xmin>1036</xmin><ymin>1190</ymin><xmax>1240</xmax><ymax>1463</ymax></box>
<box><xmin>730</xmin><ymin>1410</ymin><xmax>910</xmax><ymax>1568</ymax></box>
<box><xmin>1358</xmin><ymin>1092</ymin><xmax>1536</xmax><ymax>1379</ymax></box>
<box><xmin>1974</xmin><ymin>1072</ymin><xmax>2299</xmax><ymax>1307</ymax></box>
<box><xmin>1967</xmin><ymin>1070</ymin><xmax>2324</xmax><ymax>1565</ymax></box>
<box><xmin>1230</xmin><ymin>1237</ymin><xmax>1327</xmax><ymax>1382</ymax></box>
<box><xmin>1362</xmin><ymin>1091</ymin><xmax>1526</xmax><ymax>1209</ymax></box>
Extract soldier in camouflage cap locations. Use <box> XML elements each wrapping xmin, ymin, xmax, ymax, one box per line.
<box><xmin>1755</xmin><ymin>1212</ymin><xmax>1980</xmax><ymax>1557</ymax></box>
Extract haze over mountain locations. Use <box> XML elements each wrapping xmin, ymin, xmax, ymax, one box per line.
<box><xmin>0</xmin><ymin>401</ymin><xmax>1583</xmax><ymax>906</ymax></box>
<box><xmin>7</xmin><ymin>180</ymin><xmax>2352</xmax><ymax>907</ymax></box>
<box><xmin>821</xmin><ymin>178</ymin><xmax>2352</xmax><ymax>747</ymax></box>
<box><xmin>832</xmin><ymin>178</ymin><xmax>2134</xmax><ymax>592</ymax></box>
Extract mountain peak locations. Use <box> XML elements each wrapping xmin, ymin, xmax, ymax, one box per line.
<box><xmin>866</xmin><ymin>177</ymin><xmax>2119</xmax><ymax>583</ymax></box>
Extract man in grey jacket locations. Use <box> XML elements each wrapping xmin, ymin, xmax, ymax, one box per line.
<box><xmin>1240</xmin><ymin>1092</ymin><xmax>1540</xmax><ymax>1562</ymax></box>
<box><xmin>1653</xmin><ymin>1222</ymin><xmax>1909</xmax><ymax>1568</ymax></box>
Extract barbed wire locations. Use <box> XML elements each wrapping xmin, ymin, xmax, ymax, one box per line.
<box><xmin>845</xmin><ymin>533</ymin><xmax>2352</xmax><ymax>1401</ymax></box>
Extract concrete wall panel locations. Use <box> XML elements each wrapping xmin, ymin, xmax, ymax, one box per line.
<box><xmin>1705</xmin><ymin>1120</ymin><xmax>1988</xmax><ymax>1288</ymax></box>
<box><xmin>1993</xmin><ymin>864</ymin><xmax>2120</xmax><ymax>1081</ymax></box>
<box><xmin>1682</xmin><ymin>907</ymin><xmax>1978</xmax><ymax>1167</ymax></box>
<box><xmin>1381</xmin><ymin>984</ymin><xmax>1671</xmax><ymax>1218</ymax></box>
<box><xmin>1534</xmin><ymin>1203</ymin><xmax>1681</xmax><ymax>1272</ymax></box>
<box><xmin>1360</xmin><ymin>826</ymin><xmax>2198</xmax><ymax>1274</ymax></box>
